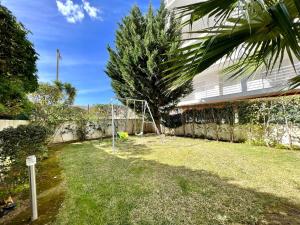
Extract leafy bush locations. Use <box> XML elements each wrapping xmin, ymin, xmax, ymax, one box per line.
<box><xmin>76</xmin><ymin>115</ymin><xmax>88</xmax><ymax>141</ymax></box>
<box><xmin>0</xmin><ymin>124</ymin><xmax>48</xmax><ymax>198</ymax></box>
<box><xmin>30</xmin><ymin>81</ymin><xmax>77</xmax><ymax>133</ymax></box>
<box><xmin>164</xmin><ymin>95</ymin><xmax>300</xmax><ymax>148</ymax></box>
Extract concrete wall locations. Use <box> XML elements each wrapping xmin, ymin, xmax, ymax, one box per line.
<box><xmin>51</xmin><ymin>119</ymin><xmax>156</xmax><ymax>144</ymax></box>
<box><xmin>163</xmin><ymin>123</ymin><xmax>300</xmax><ymax>146</ymax></box>
<box><xmin>0</xmin><ymin>120</ymin><xmax>29</xmax><ymax>131</ymax></box>
<box><xmin>1</xmin><ymin>119</ymin><xmax>298</xmax><ymax>147</ymax></box>
<box><xmin>0</xmin><ymin>119</ymin><xmax>156</xmax><ymax>144</ymax></box>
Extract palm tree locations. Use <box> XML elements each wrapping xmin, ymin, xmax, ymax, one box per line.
<box><xmin>54</xmin><ymin>81</ymin><xmax>76</xmax><ymax>105</ymax></box>
<box><xmin>165</xmin><ymin>0</ymin><xmax>300</xmax><ymax>91</ymax></box>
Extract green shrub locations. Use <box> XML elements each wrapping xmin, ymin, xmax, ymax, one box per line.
<box><xmin>0</xmin><ymin>124</ymin><xmax>49</xmax><ymax>198</ymax></box>
<box><xmin>75</xmin><ymin>112</ymin><xmax>89</xmax><ymax>141</ymax></box>
<box><xmin>163</xmin><ymin>95</ymin><xmax>300</xmax><ymax>149</ymax></box>
<box><xmin>76</xmin><ymin>120</ymin><xmax>88</xmax><ymax>141</ymax></box>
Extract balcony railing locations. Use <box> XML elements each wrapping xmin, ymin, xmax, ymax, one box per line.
<box><xmin>180</xmin><ymin>63</ymin><xmax>300</xmax><ymax>104</ymax></box>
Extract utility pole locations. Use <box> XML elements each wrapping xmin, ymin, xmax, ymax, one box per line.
<box><xmin>56</xmin><ymin>49</ymin><xmax>61</xmax><ymax>81</ymax></box>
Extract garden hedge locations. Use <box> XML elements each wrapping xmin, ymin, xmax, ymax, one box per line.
<box><xmin>0</xmin><ymin>124</ymin><xmax>48</xmax><ymax>198</ymax></box>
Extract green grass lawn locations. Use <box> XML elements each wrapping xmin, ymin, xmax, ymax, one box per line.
<box><xmin>54</xmin><ymin>136</ymin><xmax>300</xmax><ymax>225</ymax></box>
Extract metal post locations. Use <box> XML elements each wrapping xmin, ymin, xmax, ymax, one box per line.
<box><xmin>125</xmin><ymin>99</ymin><xmax>129</xmax><ymax>131</ymax></box>
<box><xmin>26</xmin><ymin>155</ymin><xmax>38</xmax><ymax>221</ymax></box>
<box><xmin>141</xmin><ymin>101</ymin><xmax>146</xmax><ymax>135</ymax></box>
<box><xmin>145</xmin><ymin>101</ymin><xmax>160</xmax><ymax>135</ymax></box>
<box><xmin>111</xmin><ymin>103</ymin><xmax>115</xmax><ymax>152</ymax></box>
<box><xmin>192</xmin><ymin>109</ymin><xmax>195</xmax><ymax>138</ymax></box>
<box><xmin>56</xmin><ymin>49</ymin><xmax>60</xmax><ymax>81</ymax></box>
<box><xmin>181</xmin><ymin>113</ymin><xmax>185</xmax><ymax>136</ymax></box>
<box><xmin>133</xmin><ymin>101</ymin><xmax>136</xmax><ymax>134</ymax></box>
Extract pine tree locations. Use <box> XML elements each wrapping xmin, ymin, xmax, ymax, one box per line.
<box><xmin>106</xmin><ymin>3</ymin><xmax>191</xmax><ymax>129</ymax></box>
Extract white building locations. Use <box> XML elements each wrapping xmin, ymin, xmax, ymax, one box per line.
<box><xmin>166</xmin><ymin>0</ymin><xmax>300</xmax><ymax>109</ymax></box>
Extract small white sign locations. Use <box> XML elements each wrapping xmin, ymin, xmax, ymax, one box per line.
<box><xmin>26</xmin><ymin>155</ymin><xmax>36</xmax><ymax>166</ymax></box>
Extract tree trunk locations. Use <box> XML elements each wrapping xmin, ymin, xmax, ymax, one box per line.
<box><xmin>282</xmin><ymin>104</ymin><xmax>293</xmax><ymax>149</ymax></box>
<box><xmin>192</xmin><ymin>110</ymin><xmax>195</xmax><ymax>138</ymax></box>
<box><xmin>181</xmin><ymin>113</ymin><xmax>186</xmax><ymax>137</ymax></box>
<box><xmin>154</xmin><ymin>119</ymin><xmax>162</xmax><ymax>134</ymax></box>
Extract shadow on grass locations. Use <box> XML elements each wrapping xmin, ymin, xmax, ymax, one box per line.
<box><xmin>56</xmin><ymin>140</ymin><xmax>300</xmax><ymax>225</ymax></box>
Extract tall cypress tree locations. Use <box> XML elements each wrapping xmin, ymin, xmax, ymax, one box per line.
<box><xmin>106</xmin><ymin>3</ymin><xmax>191</xmax><ymax>128</ymax></box>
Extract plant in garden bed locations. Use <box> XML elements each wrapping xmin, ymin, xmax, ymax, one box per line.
<box><xmin>91</xmin><ymin>104</ymin><xmax>112</xmax><ymax>140</ymax></box>
<box><xmin>75</xmin><ymin>111</ymin><xmax>89</xmax><ymax>141</ymax></box>
<box><xmin>240</xmin><ymin>96</ymin><xmax>300</xmax><ymax>149</ymax></box>
<box><xmin>74</xmin><ymin>104</ymin><xmax>112</xmax><ymax>142</ymax></box>
<box><xmin>31</xmin><ymin>82</ymin><xmax>113</xmax><ymax>143</ymax></box>
<box><xmin>30</xmin><ymin>81</ymin><xmax>77</xmax><ymax>141</ymax></box>
<box><xmin>0</xmin><ymin>124</ymin><xmax>48</xmax><ymax>203</ymax></box>
<box><xmin>163</xmin><ymin>95</ymin><xmax>300</xmax><ymax>149</ymax></box>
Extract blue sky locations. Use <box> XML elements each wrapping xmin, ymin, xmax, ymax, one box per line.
<box><xmin>2</xmin><ymin>0</ymin><xmax>160</xmax><ymax>105</ymax></box>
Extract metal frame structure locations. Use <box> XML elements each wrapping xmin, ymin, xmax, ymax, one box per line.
<box><xmin>111</xmin><ymin>97</ymin><xmax>160</xmax><ymax>152</ymax></box>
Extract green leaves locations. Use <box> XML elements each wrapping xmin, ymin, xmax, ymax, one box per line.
<box><xmin>106</xmin><ymin>2</ymin><xmax>192</xmax><ymax>121</ymax></box>
<box><xmin>0</xmin><ymin>5</ymin><xmax>38</xmax><ymax>116</ymax></box>
<box><xmin>166</xmin><ymin>0</ymin><xmax>300</xmax><ymax>90</ymax></box>
<box><xmin>0</xmin><ymin>124</ymin><xmax>48</xmax><ymax>192</ymax></box>
<box><xmin>269</xmin><ymin>2</ymin><xmax>300</xmax><ymax>57</ymax></box>
<box><xmin>176</xmin><ymin>0</ymin><xmax>239</xmax><ymax>26</ymax></box>
<box><xmin>30</xmin><ymin>81</ymin><xmax>77</xmax><ymax>129</ymax></box>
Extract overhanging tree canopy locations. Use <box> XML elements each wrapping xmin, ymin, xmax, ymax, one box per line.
<box><xmin>0</xmin><ymin>5</ymin><xmax>38</xmax><ymax>116</ymax></box>
<box><xmin>106</xmin><ymin>3</ymin><xmax>192</xmax><ymax>127</ymax></box>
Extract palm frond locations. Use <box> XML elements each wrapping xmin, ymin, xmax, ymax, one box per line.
<box><xmin>165</xmin><ymin>0</ymin><xmax>300</xmax><ymax>90</ymax></box>
<box><xmin>289</xmin><ymin>75</ymin><xmax>300</xmax><ymax>89</ymax></box>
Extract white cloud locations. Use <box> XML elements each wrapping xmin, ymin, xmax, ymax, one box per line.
<box><xmin>82</xmin><ymin>0</ymin><xmax>102</xmax><ymax>20</ymax></box>
<box><xmin>56</xmin><ymin>0</ymin><xmax>84</xmax><ymax>23</ymax></box>
<box><xmin>56</xmin><ymin>0</ymin><xmax>102</xmax><ymax>23</ymax></box>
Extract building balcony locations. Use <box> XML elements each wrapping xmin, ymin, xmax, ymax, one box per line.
<box><xmin>166</xmin><ymin>1</ymin><xmax>300</xmax><ymax>107</ymax></box>
<box><xmin>165</xmin><ymin>0</ymin><xmax>200</xmax><ymax>9</ymax></box>
<box><xmin>178</xmin><ymin>62</ymin><xmax>300</xmax><ymax>107</ymax></box>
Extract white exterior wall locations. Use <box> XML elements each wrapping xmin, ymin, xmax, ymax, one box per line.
<box><xmin>179</xmin><ymin>61</ymin><xmax>300</xmax><ymax>107</ymax></box>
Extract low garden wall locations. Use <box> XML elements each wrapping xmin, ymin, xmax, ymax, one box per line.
<box><xmin>51</xmin><ymin>119</ymin><xmax>155</xmax><ymax>143</ymax></box>
<box><xmin>163</xmin><ymin>123</ymin><xmax>300</xmax><ymax>146</ymax></box>
<box><xmin>0</xmin><ymin>120</ymin><xmax>29</xmax><ymax>131</ymax></box>
<box><xmin>0</xmin><ymin>119</ymin><xmax>156</xmax><ymax>144</ymax></box>
<box><xmin>162</xmin><ymin>95</ymin><xmax>300</xmax><ymax>148</ymax></box>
